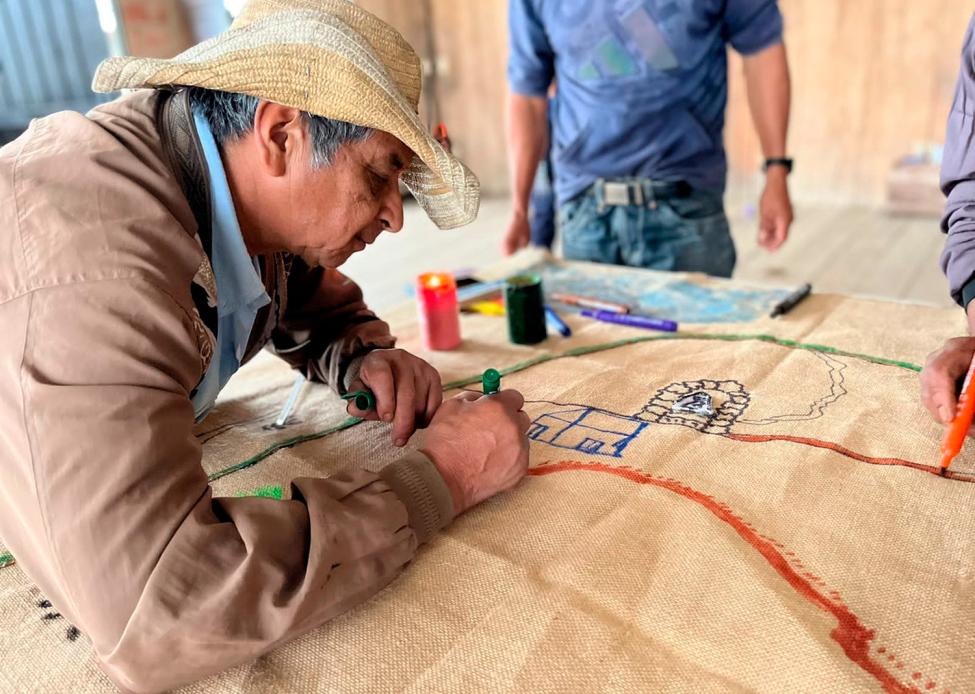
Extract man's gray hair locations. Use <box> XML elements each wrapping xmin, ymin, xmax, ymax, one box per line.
<box><xmin>186</xmin><ymin>87</ymin><xmax>372</xmax><ymax>168</ymax></box>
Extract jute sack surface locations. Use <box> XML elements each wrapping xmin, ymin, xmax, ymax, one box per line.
<box><xmin>1</xmin><ymin>259</ymin><xmax>971</xmax><ymax>693</ymax></box>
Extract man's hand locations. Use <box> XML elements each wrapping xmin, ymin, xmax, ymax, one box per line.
<box><xmin>420</xmin><ymin>390</ymin><xmax>531</xmax><ymax>514</ymax></box>
<box><xmin>347</xmin><ymin>349</ymin><xmax>443</xmax><ymax>447</ymax></box>
<box><xmin>920</xmin><ymin>337</ymin><xmax>975</xmax><ymax>427</ymax></box>
<box><xmin>757</xmin><ymin>170</ymin><xmax>793</xmax><ymax>252</ymax></box>
<box><xmin>502</xmin><ymin>212</ymin><xmax>531</xmax><ymax>256</ymax></box>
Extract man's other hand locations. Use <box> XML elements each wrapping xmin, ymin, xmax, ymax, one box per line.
<box><xmin>421</xmin><ymin>389</ymin><xmax>531</xmax><ymax>513</ymax></box>
<box><xmin>921</xmin><ymin>336</ymin><xmax>975</xmax><ymax>428</ymax></box>
<box><xmin>757</xmin><ymin>171</ymin><xmax>793</xmax><ymax>252</ymax></box>
<box><xmin>347</xmin><ymin>349</ymin><xmax>443</xmax><ymax>447</ymax></box>
<box><xmin>502</xmin><ymin>212</ymin><xmax>531</xmax><ymax>256</ymax></box>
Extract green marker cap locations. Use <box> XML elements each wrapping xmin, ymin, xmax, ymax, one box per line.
<box><xmin>342</xmin><ymin>389</ymin><xmax>376</xmax><ymax>411</ymax></box>
<box><xmin>482</xmin><ymin>368</ymin><xmax>501</xmax><ymax>395</ymax></box>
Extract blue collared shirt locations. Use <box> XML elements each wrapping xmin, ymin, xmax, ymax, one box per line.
<box><xmin>507</xmin><ymin>0</ymin><xmax>784</xmax><ymax>203</ymax></box>
<box><xmin>190</xmin><ymin>110</ymin><xmax>271</xmax><ymax>421</ymax></box>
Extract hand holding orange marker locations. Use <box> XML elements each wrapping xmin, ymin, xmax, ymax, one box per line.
<box><xmin>939</xmin><ymin>355</ymin><xmax>975</xmax><ymax>475</ymax></box>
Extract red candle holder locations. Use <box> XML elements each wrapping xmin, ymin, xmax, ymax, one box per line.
<box><xmin>416</xmin><ymin>272</ymin><xmax>461</xmax><ymax>350</ymax></box>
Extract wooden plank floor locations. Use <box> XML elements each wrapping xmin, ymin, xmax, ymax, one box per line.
<box><xmin>726</xmin><ymin>197</ymin><xmax>954</xmax><ymax>308</ymax></box>
<box><xmin>342</xmin><ymin>194</ymin><xmax>956</xmax><ymax>312</ymax></box>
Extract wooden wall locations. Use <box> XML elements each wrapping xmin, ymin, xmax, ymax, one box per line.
<box><xmin>356</xmin><ymin>0</ymin><xmax>510</xmax><ymax>196</ymax></box>
<box><xmin>726</xmin><ymin>0</ymin><xmax>973</xmax><ymax>206</ymax></box>
<box><xmin>358</xmin><ymin>0</ymin><xmax>973</xmax><ymax>206</ymax></box>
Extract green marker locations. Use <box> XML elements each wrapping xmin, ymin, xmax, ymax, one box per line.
<box><xmin>482</xmin><ymin>368</ymin><xmax>501</xmax><ymax>395</ymax></box>
<box><xmin>341</xmin><ymin>389</ymin><xmax>376</xmax><ymax>412</ymax></box>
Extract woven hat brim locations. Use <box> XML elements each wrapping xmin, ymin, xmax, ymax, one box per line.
<box><xmin>92</xmin><ymin>9</ymin><xmax>479</xmax><ymax>230</ymax></box>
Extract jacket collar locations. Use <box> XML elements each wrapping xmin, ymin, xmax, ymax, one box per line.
<box><xmin>157</xmin><ymin>88</ymin><xmax>220</xmax><ymax>322</ymax></box>
<box><xmin>156</xmin><ymin>88</ymin><xmax>291</xmax><ymax>371</ymax></box>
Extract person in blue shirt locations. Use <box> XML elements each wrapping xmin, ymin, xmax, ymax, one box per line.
<box><xmin>502</xmin><ymin>0</ymin><xmax>794</xmax><ymax>277</ymax></box>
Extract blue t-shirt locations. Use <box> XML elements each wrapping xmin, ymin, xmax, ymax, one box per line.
<box><xmin>507</xmin><ymin>0</ymin><xmax>783</xmax><ymax>203</ymax></box>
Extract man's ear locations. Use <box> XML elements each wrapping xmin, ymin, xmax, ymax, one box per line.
<box><xmin>252</xmin><ymin>100</ymin><xmax>305</xmax><ymax>178</ymax></box>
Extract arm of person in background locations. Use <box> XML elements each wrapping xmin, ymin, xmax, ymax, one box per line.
<box><xmin>2</xmin><ymin>276</ymin><xmax>531</xmax><ymax>693</ymax></box>
<box><xmin>725</xmin><ymin>0</ymin><xmax>792</xmax><ymax>251</ymax></box>
<box><xmin>742</xmin><ymin>42</ymin><xmax>793</xmax><ymax>251</ymax></box>
<box><xmin>504</xmin><ymin>93</ymin><xmax>550</xmax><ymax>254</ymax></box>
<box><xmin>267</xmin><ymin>259</ymin><xmax>442</xmax><ymax>446</ymax></box>
<box><xmin>920</xmin><ymin>15</ymin><xmax>975</xmax><ymax>428</ymax></box>
<box><xmin>503</xmin><ymin>0</ymin><xmax>555</xmax><ymax>255</ymax></box>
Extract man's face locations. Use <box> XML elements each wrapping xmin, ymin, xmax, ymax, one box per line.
<box><xmin>280</xmin><ymin>130</ymin><xmax>413</xmax><ymax>268</ymax></box>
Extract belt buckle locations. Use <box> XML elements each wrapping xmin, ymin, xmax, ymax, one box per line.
<box><xmin>603</xmin><ymin>182</ymin><xmax>630</xmax><ymax>207</ymax></box>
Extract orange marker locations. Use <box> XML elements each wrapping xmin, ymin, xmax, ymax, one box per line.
<box><xmin>940</xmin><ymin>356</ymin><xmax>975</xmax><ymax>474</ymax></box>
<box><xmin>433</xmin><ymin>122</ymin><xmax>451</xmax><ymax>151</ymax></box>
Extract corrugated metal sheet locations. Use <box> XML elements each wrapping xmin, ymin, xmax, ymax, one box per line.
<box><xmin>0</xmin><ymin>0</ymin><xmax>112</xmax><ymax>131</ymax></box>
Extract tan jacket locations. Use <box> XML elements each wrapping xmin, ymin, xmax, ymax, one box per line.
<box><xmin>0</xmin><ymin>91</ymin><xmax>454</xmax><ymax>692</ymax></box>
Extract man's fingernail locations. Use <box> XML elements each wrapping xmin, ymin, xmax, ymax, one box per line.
<box><xmin>383</xmin><ymin>412</ymin><xmax>393</xmax><ymax>422</ymax></box>
<box><xmin>395</xmin><ymin>438</ymin><xmax>406</xmax><ymax>447</ymax></box>
<box><xmin>940</xmin><ymin>406</ymin><xmax>953</xmax><ymax>423</ymax></box>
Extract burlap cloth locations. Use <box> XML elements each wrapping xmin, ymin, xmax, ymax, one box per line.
<box><xmin>2</xmin><ymin>258</ymin><xmax>972</xmax><ymax>693</ymax></box>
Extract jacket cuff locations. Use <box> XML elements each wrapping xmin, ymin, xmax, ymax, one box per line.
<box><xmin>378</xmin><ymin>451</ymin><xmax>455</xmax><ymax>544</ymax></box>
<box><xmin>962</xmin><ymin>276</ymin><xmax>975</xmax><ymax>310</ymax></box>
<box><xmin>340</xmin><ymin>355</ymin><xmax>367</xmax><ymax>394</ymax></box>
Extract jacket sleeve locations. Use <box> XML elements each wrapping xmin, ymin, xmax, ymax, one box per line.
<box><xmin>267</xmin><ymin>257</ymin><xmax>396</xmax><ymax>390</ymax></box>
<box><xmin>940</xmin><ymin>14</ymin><xmax>975</xmax><ymax>307</ymax></box>
<box><xmin>12</xmin><ymin>277</ymin><xmax>453</xmax><ymax>693</ymax></box>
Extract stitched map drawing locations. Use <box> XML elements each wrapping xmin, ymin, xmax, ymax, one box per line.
<box><xmin>2</xmin><ymin>263</ymin><xmax>974</xmax><ymax>693</ymax></box>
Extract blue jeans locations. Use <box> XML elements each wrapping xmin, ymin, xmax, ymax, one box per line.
<box><xmin>559</xmin><ymin>181</ymin><xmax>736</xmax><ymax>278</ymax></box>
<box><xmin>529</xmin><ymin>159</ymin><xmax>556</xmax><ymax>249</ymax></box>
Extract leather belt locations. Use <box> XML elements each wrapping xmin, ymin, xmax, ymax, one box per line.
<box><xmin>594</xmin><ymin>178</ymin><xmax>693</xmax><ymax>210</ymax></box>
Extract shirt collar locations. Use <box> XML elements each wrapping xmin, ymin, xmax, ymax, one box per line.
<box><xmin>192</xmin><ymin>109</ymin><xmax>270</xmax><ymax>314</ymax></box>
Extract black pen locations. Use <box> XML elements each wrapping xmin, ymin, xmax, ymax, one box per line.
<box><xmin>770</xmin><ymin>283</ymin><xmax>813</xmax><ymax>318</ymax></box>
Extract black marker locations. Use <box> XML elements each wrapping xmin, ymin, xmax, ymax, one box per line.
<box><xmin>770</xmin><ymin>283</ymin><xmax>813</xmax><ymax>318</ymax></box>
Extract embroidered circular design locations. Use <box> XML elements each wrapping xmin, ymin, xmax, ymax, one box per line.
<box><xmin>636</xmin><ymin>379</ymin><xmax>750</xmax><ymax>434</ymax></box>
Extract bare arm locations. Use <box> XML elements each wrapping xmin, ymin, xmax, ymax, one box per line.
<box><xmin>743</xmin><ymin>42</ymin><xmax>790</xmax><ymax>164</ymax></box>
<box><xmin>503</xmin><ymin>92</ymin><xmax>549</xmax><ymax>255</ymax></box>
<box><xmin>742</xmin><ymin>42</ymin><xmax>793</xmax><ymax>251</ymax></box>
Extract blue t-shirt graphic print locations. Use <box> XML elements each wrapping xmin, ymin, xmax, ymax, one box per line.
<box><xmin>507</xmin><ymin>0</ymin><xmax>783</xmax><ymax>203</ymax></box>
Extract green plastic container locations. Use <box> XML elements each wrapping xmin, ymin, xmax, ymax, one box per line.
<box><xmin>505</xmin><ymin>274</ymin><xmax>547</xmax><ymax>345</ymax></box>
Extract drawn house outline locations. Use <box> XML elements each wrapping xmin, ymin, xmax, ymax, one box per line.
<box><xmin>527</xmin><ymin>403</ymin><xmax>648</xmax><ymax>458</ymax></box>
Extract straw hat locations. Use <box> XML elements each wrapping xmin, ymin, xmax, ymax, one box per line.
<box><xmin>91</xmin><ymin>0</ymin><xmax>479</xmax><ymax>230</ymax></box>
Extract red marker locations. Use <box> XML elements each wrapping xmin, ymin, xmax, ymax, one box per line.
<box><xmin>940</xmin><ymin>356</ymin><xmax>975</xmax><ymax>475</ymax></box>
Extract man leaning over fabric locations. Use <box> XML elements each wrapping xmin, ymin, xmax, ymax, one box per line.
<box><xmin>922</xmin><ymin>15</ymin><xmax>975</xmax><ymax>431</ymax></box>
<box><xmin>502</xmin><ymin>0</ymin><xmax>794</xmax><ymax>277</ymax></box>
<box><xmin>0</xmin><ymin>2</ymin><xmax>531</xmax><ymax>691</ymax></box>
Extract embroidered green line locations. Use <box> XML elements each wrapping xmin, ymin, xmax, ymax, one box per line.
<box><xmin>235</xmin><ymin>484</ymin><xmax>284</xmax><ymax>500</ymax></box>
<box><xmin>209</xmin><ymin>333</ymin><xmax>920</xmax><ymax>484</ymax></box>
<box><xmin>207</xmin><ymin>417</ymin><xmax>361</xmax><ymax>482</ymax></box>
<box><xmin>0</xmin><ymin>332</ymin><xmax>927</xmax><ymax>574</ymax></box>
<box><xmin>443</xmin><ymin>332</ymin><xmax>920</xmax><ymax>390</ymax></box>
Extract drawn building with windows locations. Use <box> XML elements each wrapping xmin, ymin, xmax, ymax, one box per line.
<box><xmin>527</xmin><ymin>404</ymin><xmax>648</xmax><ymax>458</ymax></box>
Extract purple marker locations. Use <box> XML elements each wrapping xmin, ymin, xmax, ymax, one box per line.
<box><xmin>580</xmin><ymin>309</ymin><xmax>678</xmax><ymax>333</ymax></box>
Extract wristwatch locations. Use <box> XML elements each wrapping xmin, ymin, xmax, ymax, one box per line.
<box><xmin>763</xmin><ymin>157</ymin><xmax>794</xmax><ymax>174</ymax></box>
